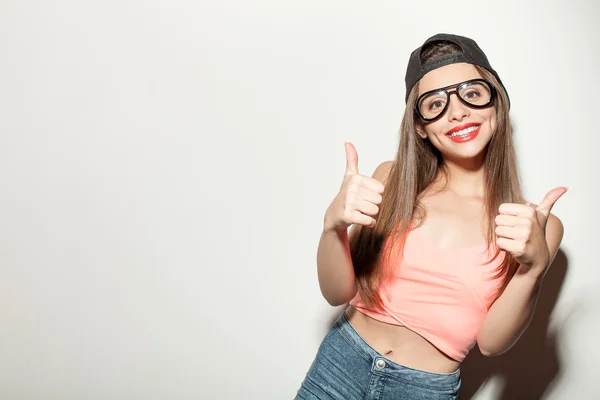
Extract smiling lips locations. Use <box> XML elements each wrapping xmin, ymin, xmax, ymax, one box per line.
<box><xmin>445</xmin><ymin>123</ymin><xmax>481</xmax><ymax>143</ymax></box>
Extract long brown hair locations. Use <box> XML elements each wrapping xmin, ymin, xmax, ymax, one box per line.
<box><xmin>349</xmin><ymin>41</ymin><xmax>522</xmax><ymax>311</ymax></box>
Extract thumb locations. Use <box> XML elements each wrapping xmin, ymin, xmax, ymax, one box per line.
<box><xmin>344</xmin><ymin>142</ymin><xmax>359</xmax><ymax>176</ymax></box>
<box><xmin>536</xmin><ymin>186</ymin><xmax>568</xmax><ymax>218</ymax></box>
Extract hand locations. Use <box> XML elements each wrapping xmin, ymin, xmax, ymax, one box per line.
<box><xmin>495</xmin><ymin>187</ymin><xmax>568</xmax><ymax>272</ymax></box>
<box><xmin>323</xmin><ymin>142</ymin><xmax>385</xmax><ymax>232</ymax></box>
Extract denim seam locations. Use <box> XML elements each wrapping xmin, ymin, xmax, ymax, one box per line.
<box><xmin>375</xmin><ymin>375</ymin><xmax>388</xmax><ymax>400</ymax></box>
<box><xmin>335</xmin><ymin>323</ymin><xmax>374</xmax><ymax>365</ymax></box>
<box><xmin>303</xmin><ymin>376</ymin><xmax>332</xmax><ymax>398</ymax></box>
<box><xmin>373</xmin><ymin>371</ymin><xmax>457</xmax><ymax>392</ymax></box>
<box><xmin>338</xmin><ymin>312</ymin><xmax>384</xmax><ymax>361</ymax></box>
<box><xmin>339</xmin><ymin>311</ymin><xmax>459</xmax><ymax>393</ymax></box>
<box><xmin>366</xmin><ymin>374</ymin><xmax>378</xmax><ymax>400</ymax></box>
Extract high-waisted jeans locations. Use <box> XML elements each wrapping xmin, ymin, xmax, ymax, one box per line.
<box><xmin>295</xmin><ymin>309</ymin><xmax>461</xmax><ymax>400</ymax></box>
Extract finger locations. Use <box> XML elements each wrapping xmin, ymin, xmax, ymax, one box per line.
<box><xmin>359</xmin><ymin>187</ymin><xmax>383</xmax><ymax>205</ymax></box>
<box><xmin>360</xmin><ymin>176</ymin><xmax>385</xmax><ymax>194</ymax></box>
<box><xmin>498</xmin><ymin>203</ymin><xmax>536</xmax><ymax>218</ymax></box>
<box><xmin>356</xmin><ymin>199</ymin><xmax>380</xmax><ymax>217</ymax></box>
<box><xmin>495</xmin><ymin>225</ymin><xmax>523</xmax><ymax>240</ymax></box>
<box><xmin>494</xmin><ymin>214</ymin><xmax>523</xmax><ymax>227</ymax></box>
<box><xmin>350</xmin><ymin>210</ymin><xmax>377</xmax><ymax>228</ymax></box>
<box><xmin>345</xmin><ymin>142</ymin><xmax>359</xmax><ymax>176</ymax></box>
<box><xmin>536</xmin><ymin>187</ymin><xmax>568</xmax><ymax>218</ymax></box>
<box><xmin>496</xmin><ymin>237</ymin><xmax>525</xmax><ymax>254</ymax></box>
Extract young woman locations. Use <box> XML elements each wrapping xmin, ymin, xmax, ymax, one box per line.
<box><xmin>295</xmin><ymin>33</ymin><xmax>566</xmax><ymax>400</ymax></box>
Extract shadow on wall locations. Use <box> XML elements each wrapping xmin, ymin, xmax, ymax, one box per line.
<box><xmin>460</xmin><ymin>248</ymin><xmax>569</xmax><ymax>400</ymax></box>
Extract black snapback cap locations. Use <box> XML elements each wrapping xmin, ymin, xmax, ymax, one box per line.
<box><xmin>404</xmin><ymin>33</ymin><xmax>510</xmax><ymax>108</ymax></box>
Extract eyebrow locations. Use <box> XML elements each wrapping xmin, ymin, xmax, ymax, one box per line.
<box><xmin>418</xmin><ymin>79</ymin><xmax>480</xmax><ymax>96</ymax></box>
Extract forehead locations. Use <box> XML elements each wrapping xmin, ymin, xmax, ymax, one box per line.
<box><xmin>418</xmin><ymin>63</ymin><xmax>483</xmax><ymax>95</ymax></box>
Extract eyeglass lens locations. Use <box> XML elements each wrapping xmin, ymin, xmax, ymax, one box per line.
<box><xmin>418</xmin><ymin>81</ymin><xmax>492</xmax><ymax>120</ymax></box>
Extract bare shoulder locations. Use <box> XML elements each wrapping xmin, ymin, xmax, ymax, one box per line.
<box><xmin>546</xmin><ymin>212</ymin><xmax>564</xmax><ymax>236</ymax></box>
<box><xmin>544</xmin><ymin>211</ymin><xmax>564</xmax><ymax>264</ymax></box>
<box><xmin>372</xmin><ymin>160</ymin><xmax>394</xmax><ymax>184</ymax></box>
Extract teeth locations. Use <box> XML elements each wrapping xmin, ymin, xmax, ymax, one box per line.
<box><xmin>449</xmin><ymin>125</ymin><xmax>479</xmax><ymax>137</ymax></box>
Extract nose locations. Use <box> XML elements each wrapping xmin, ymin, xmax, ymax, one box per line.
<box><xmin>446</xmin><ymin>92</ymin><xmax>469</xmax><ymax>122</ymax></box>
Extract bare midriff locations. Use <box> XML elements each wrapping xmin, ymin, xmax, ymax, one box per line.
<box><xmin>345</xmin><ymin>305</ymin><xmax>460</xmax><ymax>374</ymax></box>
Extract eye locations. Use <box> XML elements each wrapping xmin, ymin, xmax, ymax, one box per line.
<box><xmin>418</xmin><ymin>91</ymin><xmax>448</xmax><ymax>116</ymax></box>
<box><xmin>422</xmin><ymin>94</ymin><xmax>446</xmax><ymax>111</ymax></box>
<box><xmin>429</xmin><ymin>100</ymin><xmax>445</xmax><ymax>111</ymax></box>
<box><xmin>463</xmin><ymin>89</ymin><xmax>481</xmax><ymax>100</ymax></box>
<box><xmin>459</xmin><ymin>82</ymin><xmax>491</xmax><ymax>103</ymax></box>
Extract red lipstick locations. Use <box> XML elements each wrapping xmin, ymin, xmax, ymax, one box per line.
<box><xmin>445</xmin><ymin>123</ymin><xmax>481</xmax><ymax>143</ymax></box>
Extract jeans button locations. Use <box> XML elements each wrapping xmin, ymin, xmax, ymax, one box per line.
<box><xmin>376</xmin><ymin>359</ymin><xmax>386</xmax><ymax>369</ymax></box>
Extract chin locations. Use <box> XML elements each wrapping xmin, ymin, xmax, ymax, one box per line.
<box><xmin>453</xmin><ymin>147</ymin><xmax>487</xmax><ymax>160</ymax></box>
<box><xmin>442</xmin><ymin>139</ymin><xmax>491</xmax><ymax>161</ymax></box>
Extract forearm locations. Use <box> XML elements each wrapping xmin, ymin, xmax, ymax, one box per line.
<box><xmin>317</xmin><ymin>227</ymin><xmax>357</xmax><ymax>306</ymax></box>
<box><xmin>476</xmin><ymin>265</ymin><xmax>545</xmax><ymax>356</ymax></box>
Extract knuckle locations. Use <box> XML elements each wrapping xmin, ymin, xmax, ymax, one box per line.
<box><xmin>347</xmin><ymin>181</ymin><xmax>359</xmax><ymax>193</ymax></box>
<box><xmin>342</xmin><ymin>208</ymin><xmax>353</xmax><ymax>221</ymax></box>
<box><xmin>345</xmin><ymin>191</ymin><xmax>357</xmax><ymax>204</ymax></box>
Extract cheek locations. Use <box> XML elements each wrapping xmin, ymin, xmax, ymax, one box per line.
<box><xmin>486</xmin><ymin>109</ymin><xmax>497</xmax><ymax>133</ymax></box>
<box><xmin>424</xmin><ymin>121</ymin><xmax>447</xmax><ymax>138</ymax></box>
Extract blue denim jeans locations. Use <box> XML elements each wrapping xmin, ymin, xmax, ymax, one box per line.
<box><xmin>295</xmin><ymin>309</ymin><xmax>461</xmax><ymax>400</ymax></box>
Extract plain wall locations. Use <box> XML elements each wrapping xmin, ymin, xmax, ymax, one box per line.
<box><xmin>0</xmin><ymin>0</ymin><xmax>598</xmax><ymax>398</ymax></box>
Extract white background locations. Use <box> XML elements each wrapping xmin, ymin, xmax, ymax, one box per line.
<box><xmin>0</xmin><ymin>1</ymin><xmax>598</xmax><ymax>399</ymax></box>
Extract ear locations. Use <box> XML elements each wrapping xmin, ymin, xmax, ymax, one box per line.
<box><xmin>415</xmin><ymin>122</ymin><xmax>427</xmax><ymax>139</ymax></box>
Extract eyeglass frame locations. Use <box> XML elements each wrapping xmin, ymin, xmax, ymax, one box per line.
<box><xmin>414</xmin><ymin>78</ymin><xmax>497</xmax><ymax>122</ymax></box>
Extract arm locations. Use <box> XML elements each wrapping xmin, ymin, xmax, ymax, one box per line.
<box><xmin>477</xmin><ymin>189</ymin><xmax>566</xmax><ymax>356</ymax></box>
<box><xmin>316</xmin><ymin>226</ymin><xmax>357</xmax><ymax>307</ymax></box>
<box><xmin>317</xmin><ymin>161</ymin><xmax>392</xmax><ymax>306</ymax></box>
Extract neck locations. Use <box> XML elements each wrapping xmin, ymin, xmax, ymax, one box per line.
<box><xmin>439</xmin><ymin>152</ymin><xmax>486</xmax><ymax>198</ymax></box>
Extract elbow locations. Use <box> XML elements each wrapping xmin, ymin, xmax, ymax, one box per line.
<box><xmin>477</xmin><ymin>340</ymin><xmax>511</xmax><ymax>357</ymax></box>
<box><xmin>321</xmin><ymin>288</ymin><xmax>357</xmax><ymax>307</ymax></box>
<box><xmin>325</xmin><ymin>297</ymin><xmax>348</xmax><ymax>307</ymax></box>
<box><xmin>476</xmin><ymin>334</ymin><xmax>511</xmax><ymax>357</ymax></box>
<box><xmin>477</xmin><ymin>344</ymin><xmax>500</xmax><ymax>357</ymax></box>
<box><xmin>318</xmin><ymin>279</ymin><xmax>357</xmax><ymax>307</ymax></box>
<box><xmin>479</xmin><ymin>347</ymin><xmax>500</xmax><ymax>357</ymax></box>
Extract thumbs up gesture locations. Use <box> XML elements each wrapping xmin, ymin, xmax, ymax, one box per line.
<box><xmin>495</xmin><ymin>187</ymin><xmax>568</xmax><ymax>271</ymax></box>
<box><xmin>323</xmin><ymin>143</ymin><xmax>386</xmax><ymax>232</ymax></box>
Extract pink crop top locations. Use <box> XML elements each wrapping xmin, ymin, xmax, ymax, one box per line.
<box><xmin>349</xmin><ymin>225</ymin><xmax>507</xmax><ymax>362</ymax></box>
